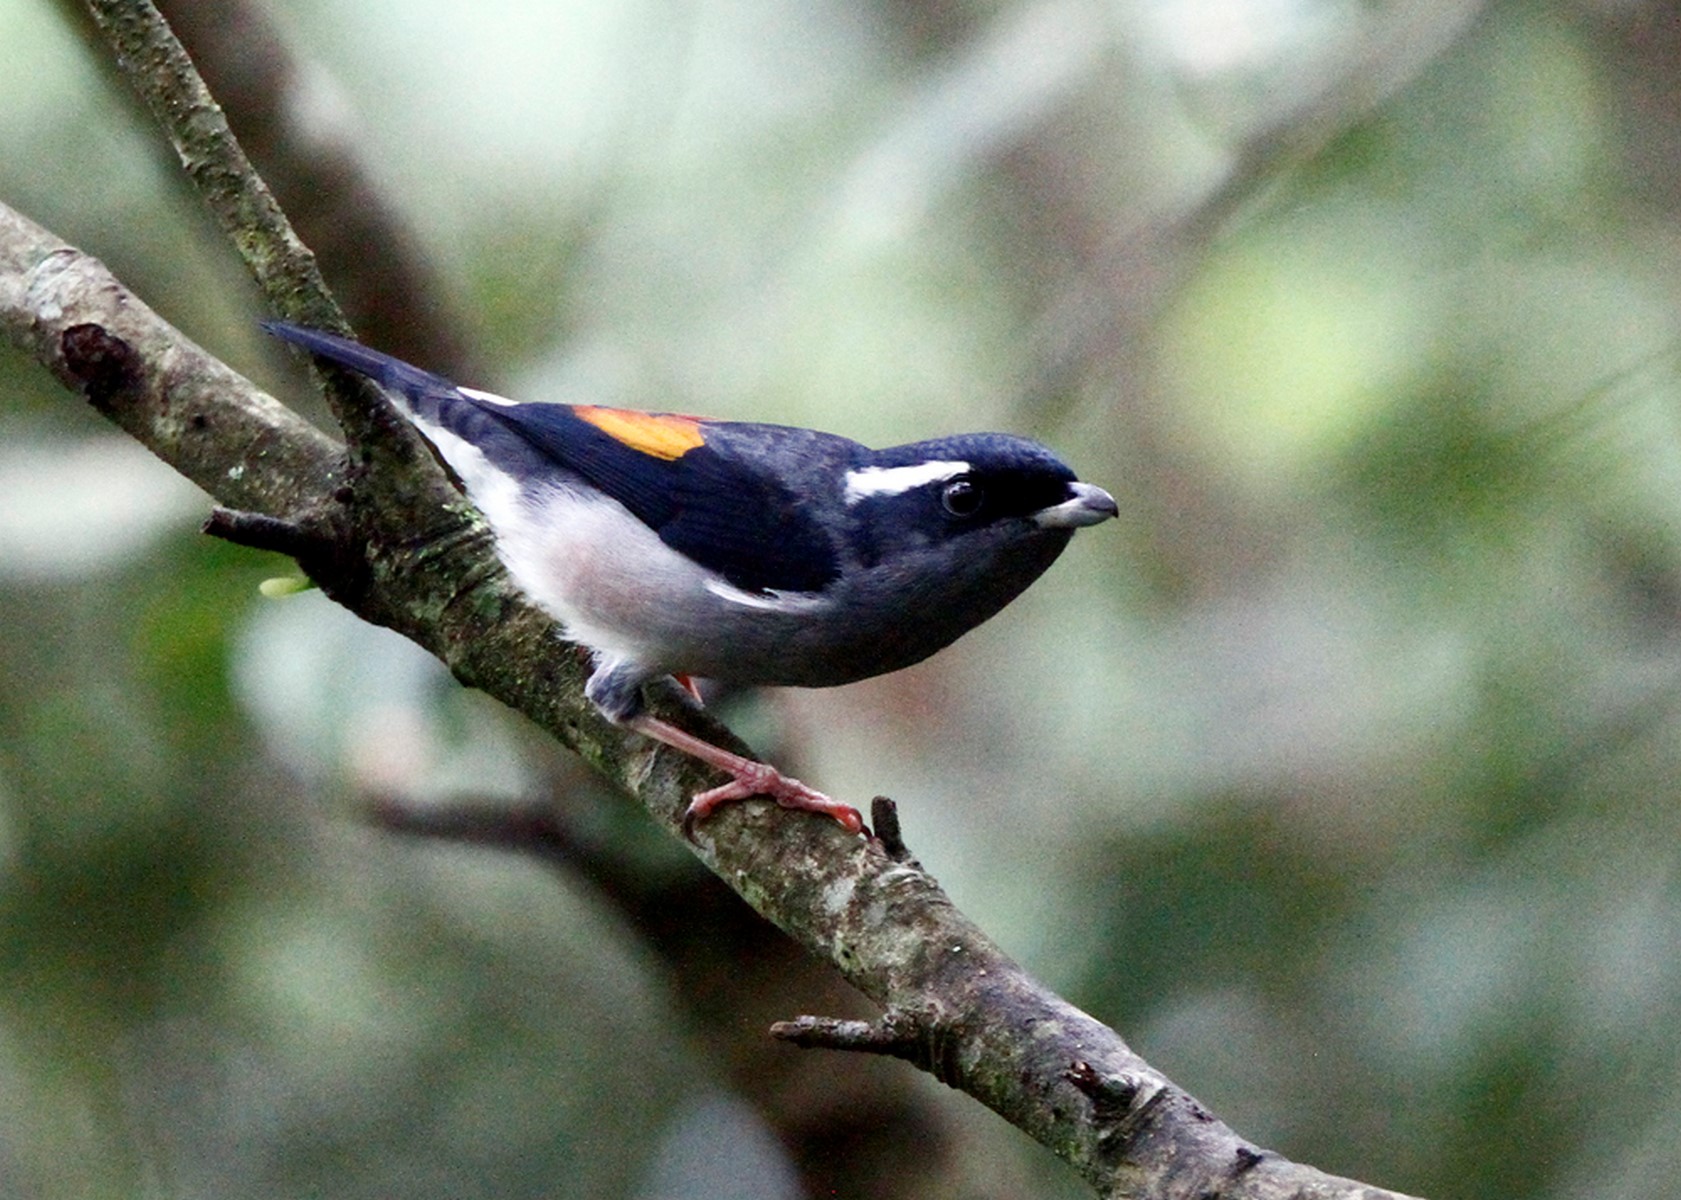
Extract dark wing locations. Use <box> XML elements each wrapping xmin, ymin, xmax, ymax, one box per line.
<box><xmin>262</xmin><ymin>322</ymin><xmax>843</xmax><ymax>594</ymax></box>
<box><xmin>479</xmin><ymin>403</ymin><xmax>844</xmax><ymax>595</ymax></box>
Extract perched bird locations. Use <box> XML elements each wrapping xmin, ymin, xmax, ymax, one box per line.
<box><xmin>264</xmin><ymin>322</ymin><xmax>1118</xmax><ymax>835</ymax></box>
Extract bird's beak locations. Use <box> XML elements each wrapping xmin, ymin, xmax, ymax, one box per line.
<box><xmin>1035</xmin><ymin>481</ymin><xmax>1119</xmax><ymax>529</ymax></box>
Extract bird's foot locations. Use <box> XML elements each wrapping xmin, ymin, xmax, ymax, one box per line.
<box><xmin>686</xmin><ymin>764</ymin><xmax>866</xmax><ymax>836</ymax></box>
<box><xmin>627</xmin><ymin>715</ymin><xmax>866</xmax><ymax>838</ymax></box>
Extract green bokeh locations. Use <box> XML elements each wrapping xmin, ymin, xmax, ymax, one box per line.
<box><xmin>9</xmin><ymin>1</ymin><xmax>1681</xmax><ymax>1197</ymax></box>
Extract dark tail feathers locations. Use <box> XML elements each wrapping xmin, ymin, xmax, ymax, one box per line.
<box><xmin>262</xmin><ymin>322</ymin><xmax>463</xmax><ymax>418</ymax></box>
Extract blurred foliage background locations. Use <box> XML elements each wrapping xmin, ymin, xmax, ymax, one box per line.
<box><xmin>5</xmin><ymin>0</ymin><xmax>1681</xmax><ymax>1196</ymax></box>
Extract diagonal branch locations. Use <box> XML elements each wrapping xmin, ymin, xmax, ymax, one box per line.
<box><xmin>145</xmin><ymin>0</ymin><xmax>479</xmax><ymax>379</ymax></box>
<box><xmin>79</xmin><ymin>0</ymin><xmax>432</xmax><ymax>472</ymax></box>
<box><xmin>78</xmin><ymin>0</ymin><xmax>328</xmax><ymax>324</ymax></box>
<box><xmin>0</xmin><ymin>2</ymin><xmax>1428</xmax><ymax>1195</ymax></box>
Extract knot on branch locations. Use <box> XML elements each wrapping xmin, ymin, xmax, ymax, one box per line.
<box><xmin>1064</xmin><ymin>1059</ymin><xmax>1145</xmax><ymax>1124</ymax></box>
<box><xmin>1065</xmin><ymin>1061</ymin><xmax>1274</xmax><ymax>1185</ymax></box>
<box><xmin>61</xmin><ymin>323</ymin><xmax>144</xmax><ymax>412</ymax></box>
<box><xmin>1064</xmin><ymin>1061</ymin><xmax>1188</xmax><ymax>1165</ymax></box>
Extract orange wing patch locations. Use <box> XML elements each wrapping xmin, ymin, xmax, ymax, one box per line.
<box><xmin>573</xmin><ymin>406</ymin><xmax>706</xmax><ymax>461</ymax></box>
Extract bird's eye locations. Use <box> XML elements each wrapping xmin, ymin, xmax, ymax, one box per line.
<box><xmin>941</xmin><ymin>477</ymin><xmax>985</xmax><ymax>517</ymax></box>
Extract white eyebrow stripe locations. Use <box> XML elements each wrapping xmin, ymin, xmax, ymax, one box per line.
<box><xmin>843</xmin><ymin>460</ymin><xmax>970</xmax><ymax>504</ymax></box>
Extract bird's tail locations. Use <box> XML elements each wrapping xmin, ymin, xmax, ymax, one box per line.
<box><xmin>261</xmin><ymin>321</ymin><xmax>464</xmax><ymax>424</ymax></box>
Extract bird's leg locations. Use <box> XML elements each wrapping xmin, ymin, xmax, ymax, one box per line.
<box><xmin>627</xmin><ymin>714</ymin><xmax>866</xmax><ymax>837</ymax></box>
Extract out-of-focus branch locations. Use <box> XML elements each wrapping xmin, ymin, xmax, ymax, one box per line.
<box><xmin>1023</xmin><ymin>0</ymin><xmax>1487</xmax><ymax>409</ymax></box>
<box><xmin>371</xmin><ymin>792</ymin><xmax>990</xmax><ymax>1198</ymax></box>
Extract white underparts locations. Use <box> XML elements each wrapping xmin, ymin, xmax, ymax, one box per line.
<box><xmin>407</xmin><ymin>417</ymin><xmax>527</xmax><ymax>527</ymax></box>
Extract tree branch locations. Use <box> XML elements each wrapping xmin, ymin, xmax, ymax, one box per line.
<box><xmin>79</xmin><ymin>0</ymin><xmax>435</xmax><ymax>472</ymax></box>
<box><xmin>79</xmin><ymin>0</ymin><xmax>327</xmax><ymax>323</ymax></box>
<box><xmin>0</xmin><ymin>2</ymin><xmax>1430</xmax><ymax>1194</ymax></box>
<box><xmin>146</xmin><ymin>0</ymin><xmax>479</xmax><ymax>379</ymax></box>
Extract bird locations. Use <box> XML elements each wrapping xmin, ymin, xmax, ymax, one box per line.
<box><xmin>263</xmin><ymin>321</ymin><xmax>1118</xmax><ymax>835</ymax></box>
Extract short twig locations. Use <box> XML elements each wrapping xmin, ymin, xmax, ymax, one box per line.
<box><xmin>201</xmin><ymin>507</ymin><xmax>322</xmax><ymax>558</ymax></box>
<box><xmin>869</xmin><ymin>796</ymin><xmax>913</xmax><ymax>861</ymax></box>
<box><xmin>770</xmin><ymin>1011</ymin><xmax>927</xmax><ymax>1062</ymax></box>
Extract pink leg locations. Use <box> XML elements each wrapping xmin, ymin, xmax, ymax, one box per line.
<box><xmin>628</xmin><ymin>715</ymin><xmax>865</xmax><ymax>836</ymax></box>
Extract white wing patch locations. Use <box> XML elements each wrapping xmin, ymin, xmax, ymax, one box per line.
<box><xmin>458</xmin><ymin>385</ymin><xmax>519</xmax><ymax>408</ymax></box>
<box><xmin>843</xmin><ymin>460</ymin><xmax>969</xmax><ymax>504</ymax></box>
<box><xmin>703</xmin><ymin>578</ymin><xmax>828</xmax><ymax>611</ymax></box>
